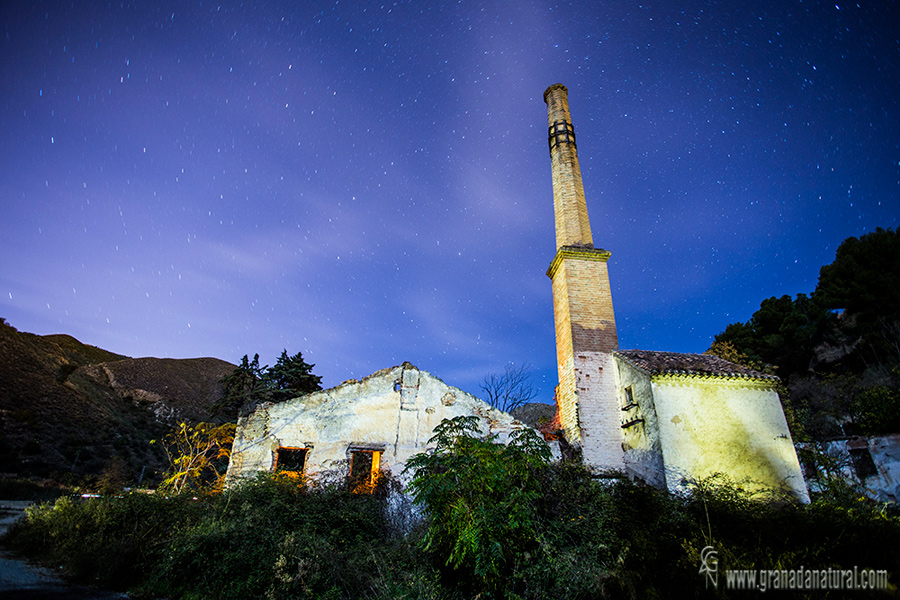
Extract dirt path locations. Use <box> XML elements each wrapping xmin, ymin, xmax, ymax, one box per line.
<box><xmin>0</xmin><ymin>500</ymin><xmax>129</xmax><ymax>599</ymax></box>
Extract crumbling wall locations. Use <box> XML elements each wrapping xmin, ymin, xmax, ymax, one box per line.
<box><xmin>225</xmin><ymin>363</ymin><xmax>544</xmax><ymax>486</ymax></box>
<box><xmin>800</xmin><ymin>433</ymin><xmax>900</xmax><ymax>502</ymax></box>
<box><xmin>651</xmin><ymin>375</ymin><xmax>809</xmax><ymax>501</ymax></box>
<box><xmin>614</xmin><ymin>358</ymin><xmax>665</xmax><ymax>488</ymax></box>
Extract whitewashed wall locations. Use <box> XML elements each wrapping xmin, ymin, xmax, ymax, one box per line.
<box><xmin>225</xmin><ymin>362</ymin><xmax>538</xmax><ymax>485</ymax></box>
<box><xmin>651</xmin><ymin>375</ymin><xmax>809</xmax><ymax>501</ymax></box>
<box><xmin>614</xmin><ymin>359</ymin><xmax>666</xmax><ymax>488</ymax></box>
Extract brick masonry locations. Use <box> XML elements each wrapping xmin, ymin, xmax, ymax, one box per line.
<box><xmin>543</xmin><ymin>85</ymin><xmax>809</xmax><ymax>494</ymax></box>
<box><xmin>544</xmin><ymin>84</ymin><xmax>624</xmax><ymax>470</ymax></box>
<box><xmin>544</xmin><ymin>84</ymin><xmax>593</xmax><ymax>250</ymax></box>
<box><xmin>549</xmin><ymin>251</ymin><xmax>623</xmax><ymax>468</ymax></box>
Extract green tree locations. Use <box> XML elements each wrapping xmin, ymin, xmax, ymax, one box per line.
<box><xmin>265</xmin><ymin>350</ymin><xmax>322</xmax><ymax>402</ymax></box>
<box><xmin>218</xmin><ymin>354</ymin><xmax>268</xmax><ymax>417</ymax></box>
<box><xmin>815</xmin><ymin>227</ymin><xmax>900</xmax><ymax>322</ymax></box>
<box><xmin>406</xmin><ymin>416</ymin><xmax>552</xmax><ymax>595</ymax></box>
<box><xmin>152</xmin><ymin>421</ymin><xmax>236</xmax><ymax>494</ymax></box>
<box><xmin>713</xmin><ymin>293</ymin><xmax>834</xmax><ymax>378</ymax></box>
<box><xmin>711</xmin><ymin>229</ymin><xmax>900</xmax><ymax>440</ymax></box>
<box><xmin>815</xmin><ymin>227</ymin><xmax>900</xmax><ymax>367</ymax></box>
<box><xmin>219</xmin><ymin>351</ymin><xmax>323</xmax><ymax>417</ymax></box>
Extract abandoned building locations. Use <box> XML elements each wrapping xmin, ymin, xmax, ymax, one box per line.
<box><xmin>801</xmin><ymin>434</ymin><xmax>900</xmax><ymax>502</ymax></box>
<box><xmin>226</xmin><ymin>84</ymin><xmax>809</xmax><ymax>502</ymax></box>
<box><xmin>542</xmin><ymin>83</ymin><xmax>807</xmax><ymax>500</ymax></box>
<box><xmin>225</xmin><ymin>362</ymin><xmax>538</xmax><ymax>485</ymax></box>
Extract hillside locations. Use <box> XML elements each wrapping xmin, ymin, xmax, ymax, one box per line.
<box><xmin>711</xmin><ymin>228</ymin><xmax>900</xmax><ymax>441</ymax></box>
<box><xmin>0</xmin><ymin>318</ymin><xmax>235</xmax><ymax>487</ymax></box>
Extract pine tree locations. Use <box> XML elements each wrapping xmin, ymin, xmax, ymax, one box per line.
<box><xmin>265</xmin><ymin>350</ymin><xmax>323</xmax><ymax>402</ymax></box>
<box><xmin>218</xmin><ymin>354</ymin><xmax>268</xmax><ymax>417</ymax></box>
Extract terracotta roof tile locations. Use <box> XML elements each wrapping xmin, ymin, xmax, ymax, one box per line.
<box><xmin>614</xmin><ymin>349</ymin><xmax>779</xmax><ymax>381</ymax></box>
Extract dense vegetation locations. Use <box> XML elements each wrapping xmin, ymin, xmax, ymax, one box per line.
<box><xmin>710</xmin><ymin>227</ymin><xmax>900</xmax><ymax>441</ymax></box>
<box><xmin>5</xmin><ymin>417</ymin><xmax>899</xmax><ymax>599</ymax></box>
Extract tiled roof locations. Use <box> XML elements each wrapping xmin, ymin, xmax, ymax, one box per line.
<box><xmin>614</xmin><ymin>349</ymin><xmax>779</xmax><ymax>381</ymax></box>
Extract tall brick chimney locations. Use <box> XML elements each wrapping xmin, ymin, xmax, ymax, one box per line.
<box><xmin>544</xmin><ymin>83</ymin><xmax>594</xmax><ymax>249</ymax></box>
<box><xmin>543</xmin><ymin>84</ymin><xmax>623</xmax><ymax>470</ymax></box>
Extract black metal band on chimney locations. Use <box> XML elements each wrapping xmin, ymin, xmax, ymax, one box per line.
<box><xmin>548</xmin><ymin>120</ymin><xmax>576</xmax><ymax>151</ymax></box>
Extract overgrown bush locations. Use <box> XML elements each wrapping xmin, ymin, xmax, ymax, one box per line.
<box><xmin>852</xmin><ymin>384</ymin><xmax>900</xmax><ymax>435</ymax></box>
<box><xmin>154</xmin><ymin>473</ymin><xmax>431</xmax><ymax>600</ymax></box>
<box><xmin>406</xmin><ymin>417</ymin><xmax>900</xmax><ymax>599</ymax></box>
<box><xmin>4</xmin><ymin>428</ymin><xmax>900</xmax><ymax>599</ymax></box>
<box><xmin>4</xmin><ymin>491</ymin><xmax>206</xmax><ymax>589</ymax></box>
<box><xmin>3</xmin><ymin>473</ymin><xmax>444</xmax><ymax>600</ymax></box>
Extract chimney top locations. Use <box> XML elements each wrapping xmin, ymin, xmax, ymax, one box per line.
<box><xmin>543</xmin><ymin>83</ymin><xmax>568</xmax><ymax>104</ymax></box>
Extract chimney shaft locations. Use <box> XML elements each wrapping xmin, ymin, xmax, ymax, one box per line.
<box><xmin>544</xmin><ymin>84</ymin><xmax>593</xmax><ymax>250</ymax></box>
<box><xmin>543</xmin><ymin>84</ymin><xmax>622</xmax><ymax>469</ymax></box>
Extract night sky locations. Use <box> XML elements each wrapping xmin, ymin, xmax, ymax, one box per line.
<box><xmin>2</xmin><ymin>1</ymin><xmax>898</xmax><ymax>400</ymax></box>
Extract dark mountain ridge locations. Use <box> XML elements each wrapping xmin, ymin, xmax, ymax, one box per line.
<box><xmin>0</xmin><ymin>318</ymin><xmax>235</xmax><ymax>487</ymax></box>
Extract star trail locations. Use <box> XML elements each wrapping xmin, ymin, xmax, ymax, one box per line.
<box><xmin>2</xmin><ymin>0</ymin><xmax>898</xmax><ymax>398</ymax></box>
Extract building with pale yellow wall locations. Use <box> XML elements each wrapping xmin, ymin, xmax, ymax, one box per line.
<box><xmin>543</xmin><ymin>84</ymin><xmax>808</xmax><ymax>501</ymax></box>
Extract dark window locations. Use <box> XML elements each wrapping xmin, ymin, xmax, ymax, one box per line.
<box><xmin>622</xmin><ymin>386</ymin><xmax>638</xmax><ymax>410</ymax></box>
<box><xmin>801</xmin><ymin>456</ymin><xmax>818</xmax><ymax>481</ymax></box>
<box><xmin>275</xmin><ymin>447</ymin><xmax>308</xmax><ymax>475</ymax></box>
<box><xmin>349</xmin><ymin>449</ymin><xmax>382</xmax><ymax>493</ymax></box>
<box><xmin>849</xmin><ymin>447</ymin><xmax>878</xmax><ymax>479</ymax></box>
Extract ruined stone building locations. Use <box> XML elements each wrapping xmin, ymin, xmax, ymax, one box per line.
<box><xmin>543</xmin><ymin>83</ymin><xmax>807</xmax><ymax>501</ymax></box>
<box><xmin>226</xmin><ymin>84</ymin><xmax>809</xmax><ymax>502</ymax></box>
<box><xmin>225</xmin><ymin>363</ymin><xmax>534</xmax><ymax>486</ymax></box>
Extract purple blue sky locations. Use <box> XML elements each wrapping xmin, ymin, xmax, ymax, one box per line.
<box><xmin>2</xmin><ymin>1</ymin><xmax>898</xmax><ymax>399</ymax></box>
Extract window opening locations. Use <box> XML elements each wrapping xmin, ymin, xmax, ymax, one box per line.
<box><xmin>349</xmin><ymin>449</ymin><xmax>382</xmax><ymax>493</ymax></box>
<box><xmin>621</xmin><ymin>386</ymin><xmax>638</xmax><ymax>411</ymax></box>
<box><xmin>799</xmin><ymin>453</ymin><xmax>818</xmax><ymax>481</ymax></box>
<box><xmin>849</xmin><ymin>447</ymin><xmax>877</xmax><ymax>479</ymax></box>
<box><xmin>275</xmin><ymin>447</ymin><xmax>308</xmax><ymax>478</ymax></box>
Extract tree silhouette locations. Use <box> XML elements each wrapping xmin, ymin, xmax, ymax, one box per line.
<box><xmin>219</xmin><ymin>350</ymin><xmax>323</xmax><ymax>417</ymax></box>
<box><xmin>265</xmin><ymin>350</ymin><xmax>323</xmax><ymax>402</ymax></box>
<box><xmin>479</xmin><ymin>363</ymin><xmax>537</xmax><ymax>413</ymax></box>
<box><xmin>218</xmin><ymin>354</ymin><xmax>268</xmax><ymax>417</ymax></box>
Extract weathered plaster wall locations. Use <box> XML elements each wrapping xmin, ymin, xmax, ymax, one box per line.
<box><xmin>860</xmin><ymin>434</ymin><xmax>900</xmax><ymax>501</ymax></box>
<box><xmin>802</xmin><ymin>434</ymin><xmax>900</xmax><ymax>502</ymax></box>
<box><xmin>225</xmin><ymin>363</ymin><xmax>537</xmax><ymax>485</ymax></box>
<box><xmin>613</xmin><ymin>359</ymin><xmax>665</xmax><ymax>488</ymax></box>
<box><xmin>572</xmin><ymin>351</ymin><xmax>625</xmax><ymax>471</ymax></box>
<box><xmin>651</xmin><ymin>376</ymin><xmax>809</xmax><ymax>501</ymax></box>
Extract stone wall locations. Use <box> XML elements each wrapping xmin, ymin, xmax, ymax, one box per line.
<box><xmin>651</xmin><ymin>375</ymin><xmax>809</xmax><ymax>501</ymax></box>
<box><xmin>614</xmin><ymin>358</ymin><xmax>666</xmax><ymax>488</ymax></box>
<box><xmin>225</xmin><ymin>363</ymin><xmax>541</xmax><ymax>485</ymax></box>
